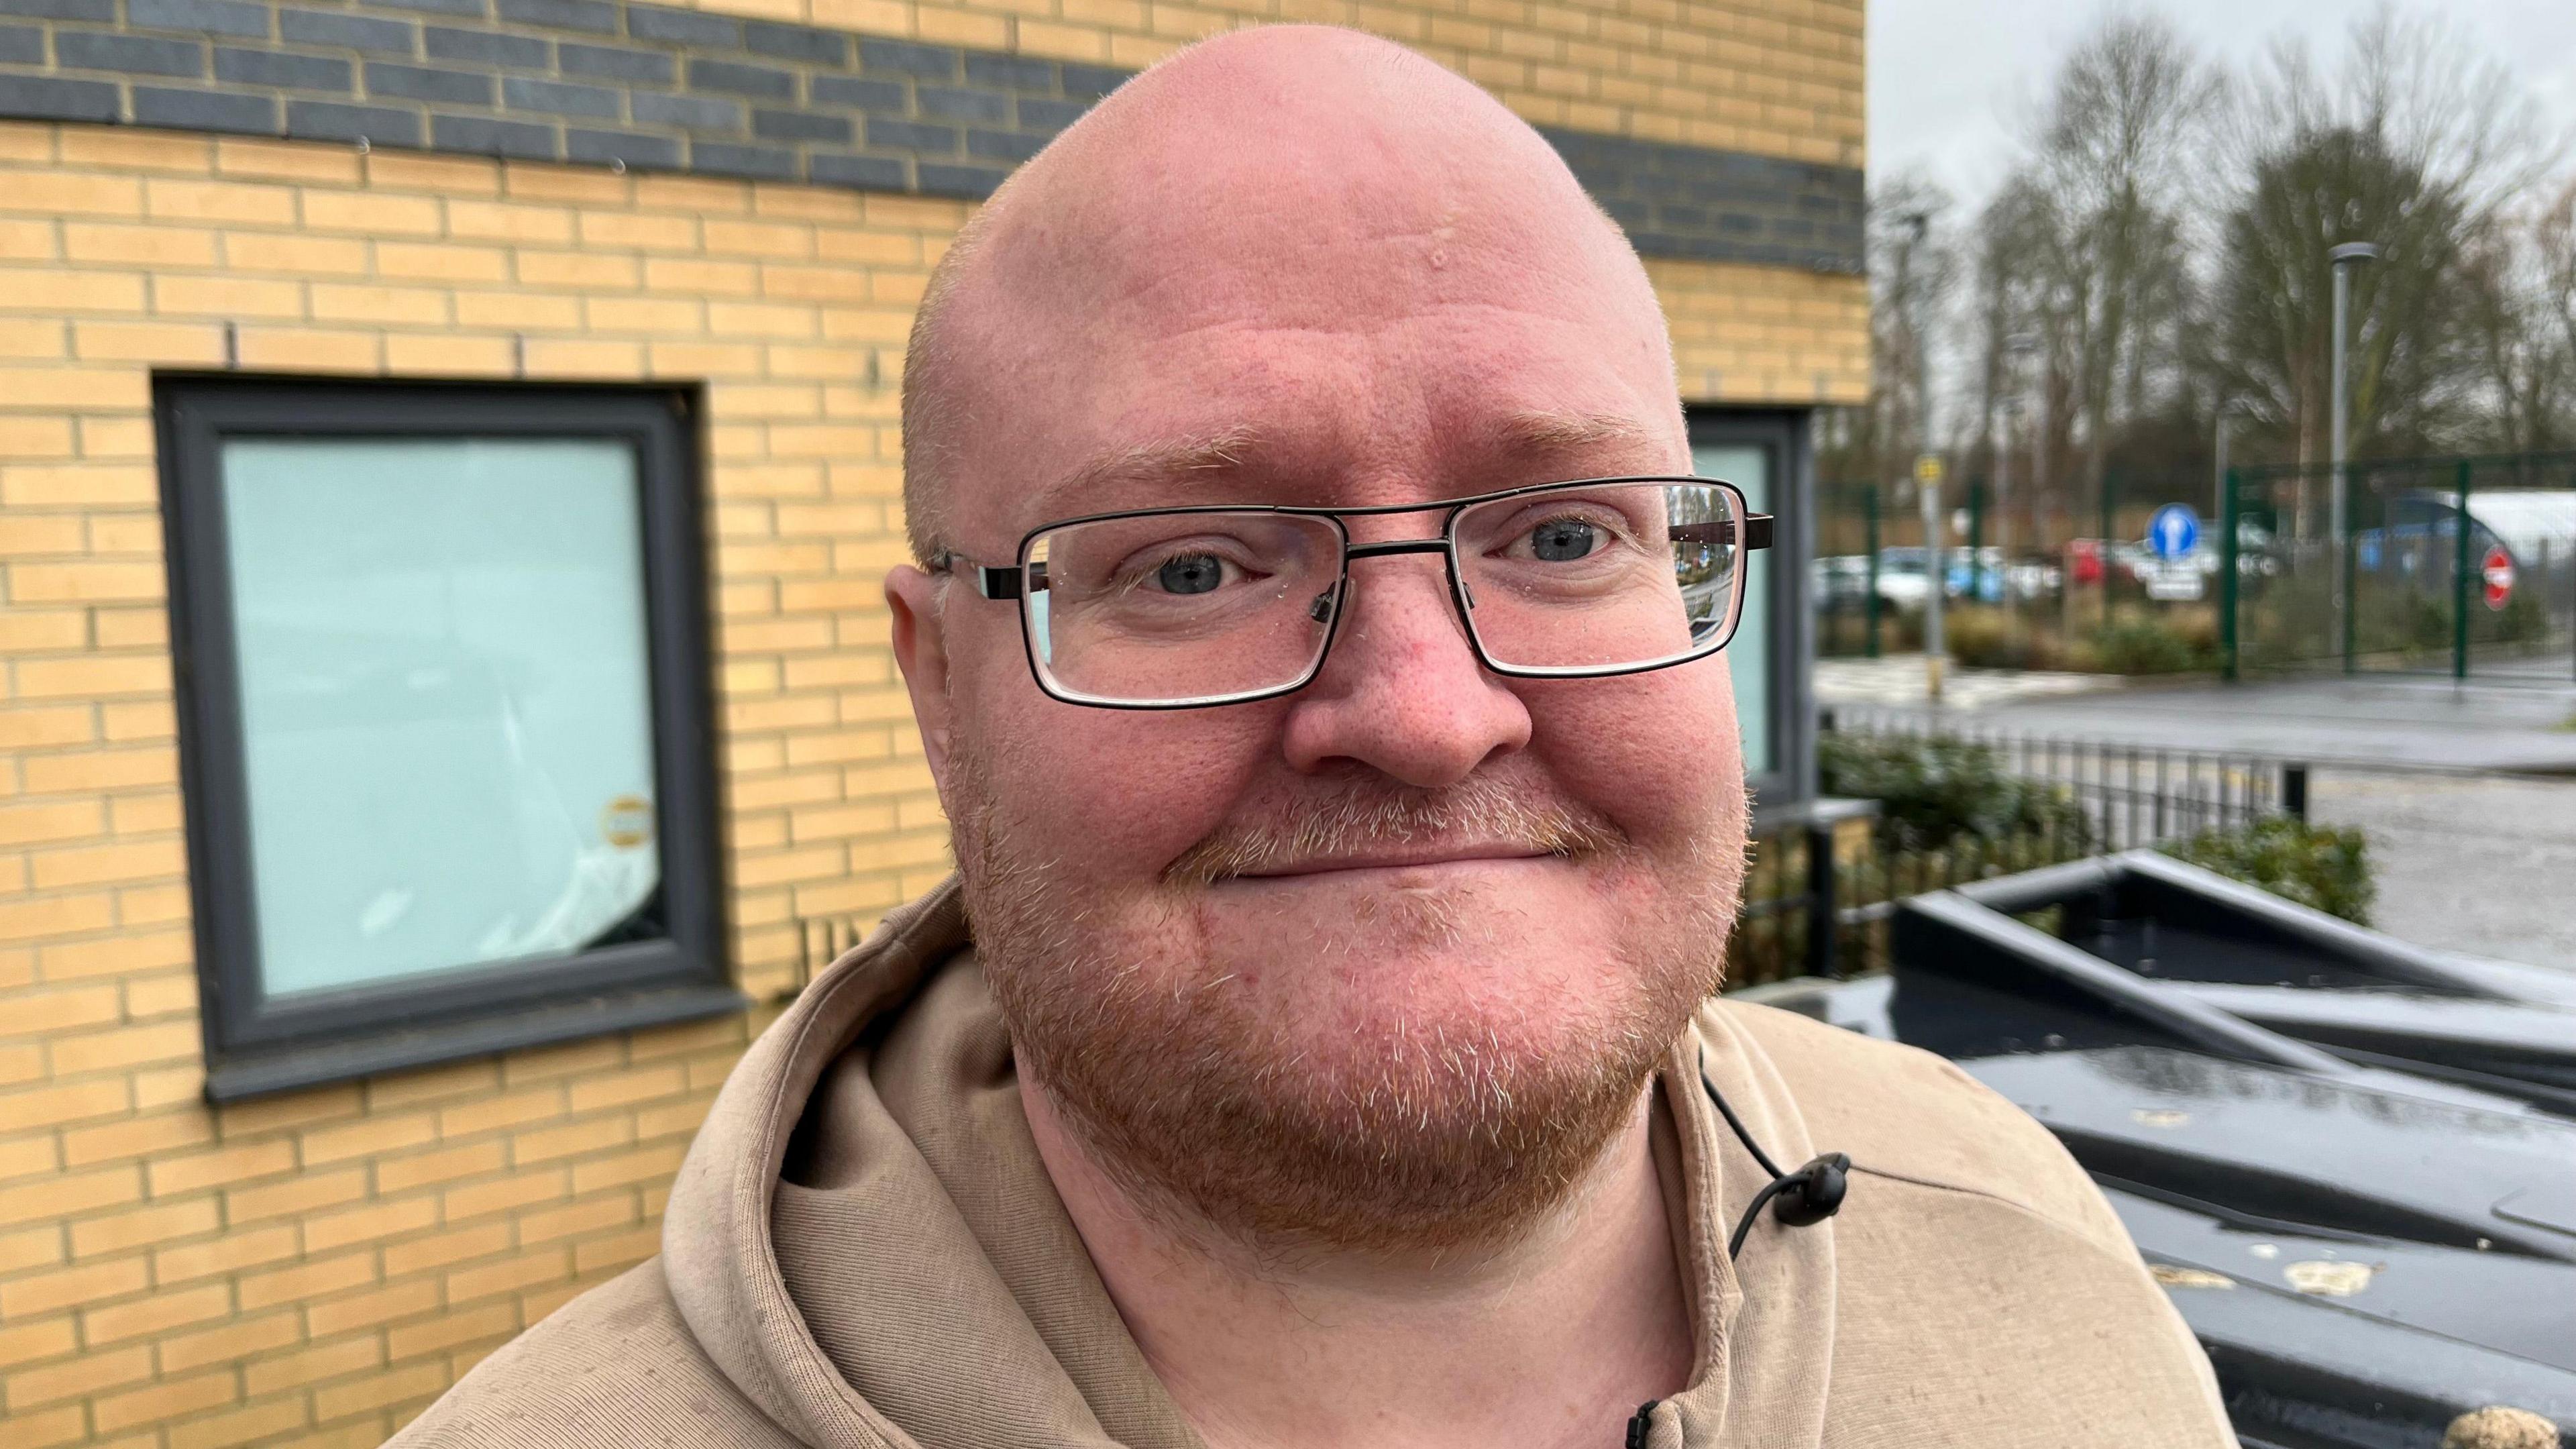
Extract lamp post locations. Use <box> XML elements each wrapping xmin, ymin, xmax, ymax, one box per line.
<box><xmin>2329</xmin><ymin>241</ymin><xmax>2379</xmax><ymax>672</ymax></box>
<box><xmin>2000</xmin><ymin>331</ymin><xmax>2038</xmax><ymax>641</ymax></box>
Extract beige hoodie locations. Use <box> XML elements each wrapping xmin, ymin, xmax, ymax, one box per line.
<box><xmin>388</xmin><ymin>880</ymin><xmax>2235</xmax><ymax>1449</ymax></box>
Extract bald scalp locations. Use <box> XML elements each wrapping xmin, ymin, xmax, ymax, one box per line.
<box><xmin>899</xmin><ymin>24</ymin><xmax>1672</xmax><ymax>565</ymax></box>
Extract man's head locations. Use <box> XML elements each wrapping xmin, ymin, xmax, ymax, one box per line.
<box><xmin>886</xmin><ymin>25</ymin><xmax>1748</xmax><ymax>1252</ymax></box>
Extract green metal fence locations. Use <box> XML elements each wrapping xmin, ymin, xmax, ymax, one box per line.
<box><xmin>2221</xmin><ymin>452</ymin><xmax>2576</xmax><ymax>684</ymax></box>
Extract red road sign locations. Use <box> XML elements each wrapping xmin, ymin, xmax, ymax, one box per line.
<box><xmin>2483</xmin><ymin>546</ymin><xmax>2516</xmax><ymax>612</ymax></box>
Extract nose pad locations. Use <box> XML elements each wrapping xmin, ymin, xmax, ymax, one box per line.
<box><xmin>1309</xmin><ymin>587</ymin><xmax>1338</xmax><ymax>625</ymax></box>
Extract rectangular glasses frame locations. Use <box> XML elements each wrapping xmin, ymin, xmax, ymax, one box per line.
<box><xmin>937</xmin><ymin>474</ymin><xmax>1771</xmax><ymax>710</ymax></box>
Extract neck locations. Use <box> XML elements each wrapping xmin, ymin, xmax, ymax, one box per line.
<box><xmin>1020</xmin><ymin>1078</ymin><xmax>1695</xmax><ymax>1449</ymax></box>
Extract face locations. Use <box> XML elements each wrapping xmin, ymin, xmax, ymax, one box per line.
<box><xmin>888</xmin><ymin>58</ymin><xmax>1750</xmax><ymax>1251</ymax></box>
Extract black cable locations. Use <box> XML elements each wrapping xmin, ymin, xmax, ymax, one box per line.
<box><xmin>1697</xmin><ymin>1046</ymin><xmax>1851</xmax><ymax>1260</ymax></box>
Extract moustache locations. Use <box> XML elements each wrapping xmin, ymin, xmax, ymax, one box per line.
<box><xmin>1162</xmin><ymin>772</ymin><xmax>1627</xmax><ymax>887</ymax></box>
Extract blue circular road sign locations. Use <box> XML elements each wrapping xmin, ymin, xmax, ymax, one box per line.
<box><xmin>2149</xmin><ymin>504</ymin><xmax>2201</xmax><ymax>559</ymax></box>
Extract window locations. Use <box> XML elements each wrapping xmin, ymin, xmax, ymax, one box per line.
<box><xmin>160</xmin><ymin>380</ymin><xmax>736</xmax><ymax>1102</ymax></box>
<box><xmin>1688</xmin><ymin>411</ymin><xmax>1809</xmax><ymax>809</ymax></box>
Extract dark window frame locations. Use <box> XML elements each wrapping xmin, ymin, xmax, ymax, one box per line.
<box><xmin>158</xmin><ymin>376</ymin><xmax>739</xmax><ymax>1104</ymax></box>
<box><xmin>1685</xmin><ymin>407</ymin><xmax>1815</xmax><ymax>818</ymax></box>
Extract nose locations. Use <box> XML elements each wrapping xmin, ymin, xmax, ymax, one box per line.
<box><xmin>1278</xmin><ymin>555</ymin><xmax>1532</xmax><ymax>787</ymax></box>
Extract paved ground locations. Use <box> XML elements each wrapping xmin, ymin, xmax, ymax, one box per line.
<box><xmin>1820</xmin><ymin>658</ymin><xmax>2576</xmax><ymax>774</ymax></box>
<box><xmin>2306</xmin><ymin>771</ymin><xmax>2576</xmax><ymax>973</ymax></box>
<box><xmin>1816</xmin><ymin>658</ymin><xmax>2576</xmax><ymax>970</ymax></box>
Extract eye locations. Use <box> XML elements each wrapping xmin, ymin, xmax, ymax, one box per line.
<box><xmin>1527</xmin><ymin>518</ymin><xmax>1600</xmax><ymax>562</ymax></box>
<box><xmin>1153</xmin><ymin>552</ymin><xmax>1230</xmax><ymax>595</ymax></box>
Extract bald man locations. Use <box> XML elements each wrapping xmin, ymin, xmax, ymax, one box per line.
<box><xmin>390</xmin><ymin>27</ymin><xmax>2234</xmax><ymax>1449</ymax></box>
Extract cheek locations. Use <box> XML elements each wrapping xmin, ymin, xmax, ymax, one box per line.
<box><xmin>1524</xmin><ymin>655</ymin><xmax>1744</xmax><ymax>845</ymax></box>
<box><xmin>959</xmin><ymin>631</ymin><xmax>1278</xmax><ymax>881</ymax></box>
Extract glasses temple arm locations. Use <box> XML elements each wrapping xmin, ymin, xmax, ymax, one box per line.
<box><xmin>932</xmin><ymin>552</ymin><xmax>1035</xmax><ymax>600</ymax></box>
<box><xmin>1669</xmin><ymin>514</ymin><xmax>1776</xmax><ymax>551</ymax></box>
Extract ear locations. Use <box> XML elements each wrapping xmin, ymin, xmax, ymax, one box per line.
<box><xmin>887</xmin><ymin>564</ymin><xmax>956</xmax><ymax>789</ymax></box>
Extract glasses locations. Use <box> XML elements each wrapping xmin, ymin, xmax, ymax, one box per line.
<box><xmin>933</xmin><ymin>476</ymin><xmax>1770</xmax><ymax>710</ymax></box>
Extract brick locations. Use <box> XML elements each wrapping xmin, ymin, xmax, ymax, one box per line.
<box><xmin>243</xmin><ymin>1333</ymin><xmax>381</xmax><ymax>1396</ymax></box>
<box><xmin>156</xmin><ymin>1306</ymin><xmax>297</xmax><ymax>1372</ymax></box>
<box><xmin>0</xmin><ymin>1252</ymin><xmax>148</xmax><ymax>1318</ymax></box>
<box><xmin>153</xmin><ymin>270</ymin><xmax>305</xmax><ymax>315</ymax></box>
<box><xmin>630</xmin><ymin>91</ymin><xmax>739</xmax><ymax>133</ymax></box>
<box><xmin>916</xmin><ymin>85</ymin><xmax>1007</xmax><ymax>125</ymax></box>
<box><xmin>375</xmin><ymin>239</ymin><xmax>508</xmax><ymax>281</ymax></box>
<box><xmin>236</xmin><ymin>1248</ymin><xmax>374</xmax><ymax>1309</ymax></box>
<box><xmin>362</xmin><ymin>0</ymin><xmax>485</xmax><ymax>14</ymax></box>
<box><xmin>857</xmin><ymin>37</ymin><xmax>959</xmax><ymax>80</ymax></box>
<box><xmin>301</xmin><ymin>1107</ymin><xmax>436</xmax><ymax>1164</ymax></box>
<box><xmin>808</xmin><ymin>152</ymin><xmax>906</xmax><ymax>191</ymax></box>
<box><xmin>866</xmin><ymin>117</ymin><xmax>956</xmax><ymax>153</ymax></box>
<box><xmin>565</xmin><ymin>127</ymin><xmax>682</xmax><ymax>172</ymax></box>
<box><xmin>753</xmin><ymin>108</ymin><xmax>852</xmax><ymax>144</ymax></box>
<box><xmin>300</xmin><ymin>187</ymin><xmax>440</xmax><ymax>234</ymax></box>
<box><xmin>574</xmin><ymin>1225</ymin><xmax>659</xmax><ymax>1274</ymax></box>
<box><xmin>58</xmin><ymin>30</ymin><xmax>207</xmax><ymax>77</ymax></box>
<box><xmin>315</xmin><ymin>1358</ymin><xmax>448</xmax><ymax>1421</ymax></box>
<box><xmin>279</xmin><ymin>6</ymin><xmax>415</xmax><ymax>53</ymax></box>
<box><xmin>168</xmin><ymin>1396</ymin><xmax>309</xmax><ymax>1449</ymax></box>
<box><xmin>444</xmin><ymin>1246</ymin><xmax>567</xmax><ymax>1304</ymax></box>
<box><xmin>215</xmin><ymin>46</ymin><xmax>356</xmax><ymax>92</ymax></box>
<box><xmin>503</xmin><ymin>76</ymin><xmax>620</xmax><ymax>119</ymax></box>
<box><xmin>30</xmin><ymin>837</ymin><xmax>182</xmax><ymax>890</ymax></box>
<box><xmin>625</xmin><ymin>3</ymin><xmax>737</xmax><ymax>46</ymax></box>
<box><xmin>555</xmin><ymin>40</ymin><xmax>669</xmax><ymax>83</ymax></box>
<box><xmin>287</xmin><ymin>99</ymin><xmax>427</xmax><ymax>148</ymax></box>
<box><xmin>0</xmin><ymin>21</ymin><xmax>40</xmax><ymax>62</ymax></box>
<box><xmin>497</xmin><ymin>0</ymin><xmax>613</xmax><ymax>28</ymax></box>
<box><xmin>147</xmin><ymin>1136</ymin><xmax>296</xmax><ymax>1196</ymax></box>
<box><xmin>743</xmin><ymin>19</ymin><xmax>847</xmax><ymax>66</ymax></box>
<box><xmin>388</xmin><ymin>1298</ymin><xmax>517</xmax><ymax>1359</ymax></box>
<box><xmin>74</xmin><ymin>317</ymin><xmax>227</xmax><ymax>360</ymax></box>
<box><xmin>688</xmin><ymin>57</ymin><xmax>794</xmax><ymax>99</ymax></box>
<box><xmin>447</xmin><ymin>197</ymin><xmax>571</xmax><ymax>242</ymax></box>
<box><xmin>302</xmin><ymin>1193</ymin><xmax>439</xmax><ymax>1252</ymax></box>
<box><xmin>303</xmin><ymin>1274</ymin><xmax>437</xmax><ymax>1335</ymax></box>
<box><xmin>693</xmin><ymin>141</ymin><xmax>797</xmax><ymax>181</ymax></box>
<box><xmin>61</xmin><ymin>1105</ymin><xmax>215</xmax><ymax>1167</ymax></box>
<box><xmin>382</xmin><ymin>1220</ymin><xmax>509</xmax><ymax>1276</ymax></box>
<box><xmin>7</xmin><ymin>558</ymin><xmax>165</xmax><ymax>601</ymax></box>
<box><xmin>366</xmin><ymin>60</ymin><xmax>492</xmax><ymax>105</ymax></box>
<box><xmin>443</xmin><ymin>1163</ymin><xmax>565</xmax><ymax>1219</ymax></box>
<box><xmin>0</xmin><ymin>1315</ymin><xmax>78</xmax><ymax>1370</ymax></box>
<box><xmin>0</xmin><ymin>76</ymin><xmax>122</xmax><ymax>125</ymax></box>
<box><xmin>148</xmin><ymin>175</ymin><xmax>296</xmax><ymax>223</ymax></box>
<box><xmin>0</xmin><ymin>889</ymin><xmax>116</xmax><ymax>945</ymax></box>
<box><xmin>66</xmin><ymin>1194</ymin><xmax>219</xmax><ymax>1258</ymax></box>
<box><xmin>808</xmin><ymin>74</ymin><xmax>904</xmax><ymax>111</ymax></box>
<box><xmin>13</xmin><ymin>651</ymin><xmax>170</xmax><ymax>698</ymax></box>
<box><xmin>0</xmin><ymin>0</ymin><xmax>113</xmax><ymax>17</ymax></box>
<box><xmin>378</xmin><ymin>1139</ymin><xmax>512</xmax><ymax>1196</ymax></box>
<box><xmin>384</xmin><ymin>331</ymin><xmax>514</xmax><ymax>371</ymax></box>
<box><xmin>233</xmin><ymin>325</ymin><xmax>380</xmax><ymax>370</ymax></box>
<box><xmin>425</xmin><ymin>23</ymin><xmax>548</xmax><ymax>66</ymax></box>
<box><xmin>917</xmin><ymin>161</ymin><xmax>1007</xmax><ymax>200</ymax></box>
<box><xmin>83</xmin><ymin>1279</ymin><xmax>230</xmax><ymax>1343</ymax></box>
<box><xmin>93</xmin><ymin>1368</ymin><xmax>239</xmax><ymax>1434</ymax></box>
<box><xmin>7</xmin><ymin>1341</ymin><xmax>152</xmax><ymax>1409</ymax></box>
<box><xmin>433</xmin><ymin>113</ymin><xmax>561</xmax><ymax>160</ymax></box>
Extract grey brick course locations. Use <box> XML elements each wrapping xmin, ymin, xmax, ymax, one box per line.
<box><xmin>565</xmin><ymin>122</ymin><xmax>673</xmax><ymax>167</ymax></box>
<box><xmin>364</xmin><ymin>58</ymin><xmax>487</xmax><ymax>103</ymax></box>
<box><xmin>0</xmin><ymin>0</ymin><xmax>112</xmax><ymax>21</ymax></box>
<box><xmin>556</xmin><ymin>38</ymin><xmax>664</xmax><ymax>82</ymax></box>
<box><xmin>58</xmin><ymin>28</ymin><xmax>203</xmax><ymax>74</ymax></box>
<box><xmin>684</xmin><ymin>54</ymin><xmax>786</xmax><ymax>98</ymax></box>
<box><xmin>215</xmin><ymin>44</ymin><xmax>350</xmax><ymax>89</ymax></box>
<box><xmin>286</xmin><ymin>95</ymin><xmax>419</xmax><ymax>144</ymax></box>
<box><xmin>133</xmin><ymin>81</ymin><xmax>274</xmax><ymax>129</ymax></box>
<box><xmin>502</xmin><ymin>72</ymin><xmax>614</xmax><ymax>116</ymax></box>
<box><xmin>0</xmin><ymin>0</ymin><xmax>1864</xmax><ymax>274</ymax></box>
<box><xmin>425</xmin><ymin>23</ymin><xmax>545</xmax><ymax>66</ymax></box>
<box><xmin>278</xmin><ymin>8</ymin><xmax>411</xmax><ymax>53</ymax></box>
<box><xmin>0</xmin><ymin>71</ymin><xmax>117</xmax><ymax>118</ymax></box>
<box><xmin>741</xmin><ymin>19</ymin><xmax>839</xmax><ymax>66</ymax></box>
<box><xmin>432</xmin><ymin>107</ymin><xmax>552</xmax><ymax>155</ymax></box>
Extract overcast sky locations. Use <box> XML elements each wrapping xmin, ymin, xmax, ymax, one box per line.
<box><xmin>1867</xmin><ymin>0</ymin><xmax>2576</xmax><ymax>205</ymax></box>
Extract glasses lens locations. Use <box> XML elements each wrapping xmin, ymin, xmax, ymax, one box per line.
<box><xmin>1023</xmin><ymin>511</ymin><xmax>1344</xmax><ymax>704</ymax></box>
<box><xmin>1452</xmin><ymin>481</ymin><xmax>1743</xmax><ymax>672</ymax></box>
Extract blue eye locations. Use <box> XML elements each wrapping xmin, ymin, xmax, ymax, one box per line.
<box><xmin>1157</xmin><ymin>554</ymin><xmax>1225</xmax><ymax>594</ymax></box>
<box><xmin>1530</xmin><ymin>519</ymin><xmax>1599</xmax><ymax>561</ymax></box>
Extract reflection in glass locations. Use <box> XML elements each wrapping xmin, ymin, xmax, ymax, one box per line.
<box><xmin>221</xmin><ymin>438</ymin><xmax>661</xmax><ymax>999</ymax></box>
<box><xmin>1693</xmin><ymin>444</ymin><xmax>1771</xmax><ymax>773</ymax></box>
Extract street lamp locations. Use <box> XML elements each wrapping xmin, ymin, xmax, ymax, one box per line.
<box><xmin>2329</xmin><ymin>240</ymin><xmax>2379</xmax><ymax>672</ymax></box>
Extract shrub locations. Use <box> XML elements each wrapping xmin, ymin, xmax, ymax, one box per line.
<box><xmin>1945</xmin><ymin>606</ymin><xmax>2070</xmax><ymax>672</ymax></box>
<box><xmin>2161</xmin><ymin>816</ymin><xmax>2375</xmax><ymax>924</ymax></box>
<box><xmin>1819</xmin><ymin>731</ymin><xmax>2094</xmax><ymax>853</ymax></box>
<box><xmin>2082</xmin><ymin>612</ymin><xmax>2218</xmax><ymax>674</ymax></box>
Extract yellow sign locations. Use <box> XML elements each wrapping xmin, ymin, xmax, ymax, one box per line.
<box><xmin>601</xmin><ymin>794</ymin><xmax>656</xmax><ymax>850</ymax></box>
<box><xmin>1915</xmin><ymin>453</ymin><xmax>1944</xmax><ymax>484</ymax></box>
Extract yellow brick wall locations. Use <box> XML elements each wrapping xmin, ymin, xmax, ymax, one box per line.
<box><xmin>657</xmin><ymin>0</ymin><xmax>1866</xmax><ymax>166</ymax></box>
<box><xmin>0</xmin><ymin>102</ymin><xmax>1862</xmax><ymax>1449</ymax></box>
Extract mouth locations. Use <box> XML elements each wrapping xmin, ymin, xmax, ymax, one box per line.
<box><xmin>1226</xmin><ymin>845</ymin><xmax>1562</xmax><ymax>881</ymax></box>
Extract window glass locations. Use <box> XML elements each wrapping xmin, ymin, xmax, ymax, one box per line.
<box><xmin>1691</xmin><ymin>443</ymin><xmax>1771</xmax><ymax>775</ymax></box>
<box><xmin>221</xmin><ymin>438</ymin><xmax>662</xmax><ymax>998</ymax></box>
